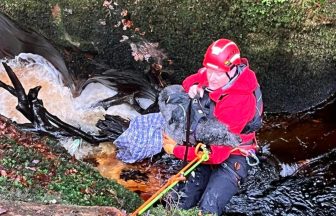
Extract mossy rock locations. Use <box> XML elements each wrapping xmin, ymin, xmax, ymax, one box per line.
<box><xmin>1</xmin><ymin>0</ymin><xmax>335</xmax><ymax>112</ymax></box>
<box><xmin>121</xmin><ymin>0</ymin><xmax>336</xmax><ymax>112</ymax></box>
<box><xmin>0</xmin><ymin>137</ymin><xmax>142</xmax><ymax>212</ymax></box>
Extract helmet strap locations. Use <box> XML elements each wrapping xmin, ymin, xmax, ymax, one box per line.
<box><xmin>226</xmin><ymin>66</ymin><xmax>238</xmax><ymax>81</ymax></box>
<box><xmin>225</xmin><ymin>72</ymin><xmax>231</xmax><ymax>80</ymax></box>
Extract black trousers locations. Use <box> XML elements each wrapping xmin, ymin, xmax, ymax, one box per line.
<box><xmin>176</xmin><ymin>155</ymin><xmax>249</xmax><ymax>215</ymax></box>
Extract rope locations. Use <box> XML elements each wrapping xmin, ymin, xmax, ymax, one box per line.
<box><xmin>131</xmin><ymin>143</ymin><xmax>209</xmax><ymax>216</ymax></box>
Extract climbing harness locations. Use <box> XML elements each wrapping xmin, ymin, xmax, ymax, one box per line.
<box><xmin>131</xmin><ymin>143</ymin><xmax>210</xmax><ymax>216</ymax></box>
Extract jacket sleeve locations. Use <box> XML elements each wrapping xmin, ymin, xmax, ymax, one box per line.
<box><xmin>182</xmin><ymin>67</ymin><xmax>207</xmax><ymax>92</ymax></box>
<box><xmin>173</xmin><ymin>145</ymin><xmax>232</xmax><ymax>164</ymax></box>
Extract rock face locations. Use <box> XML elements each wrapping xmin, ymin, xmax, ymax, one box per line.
<box><xmin>0</xmin><ymin>0</ymin><xmax>335</xmax><ymax>113</ymax></box>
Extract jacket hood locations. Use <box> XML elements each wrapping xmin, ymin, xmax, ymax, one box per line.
<box><xmin>210</xmin><ymin>58</ymin><xmax>258</xmax><ymax>102</ymax></box>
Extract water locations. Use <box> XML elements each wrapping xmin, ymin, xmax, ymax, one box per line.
<box><xmin>0</xmin><ymin>54</ymin><xmax>140</xmax><ymax>158</ymax></box>
<box><xmin>226</xmin><ymin>149</ymin><xmax>336</xmax><ymax>215</ymax></box>
<box><xmin>0</xmin><ymin>54</ymin><xmax>335</xmax><ymax>215</ymax></box>
<box><xmin>225</xmin><ymin>101</ymin><xmax>336</xmax><ymax>215</ymax></box>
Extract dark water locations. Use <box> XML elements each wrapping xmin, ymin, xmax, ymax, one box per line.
<box><xmin>224</xmin><ymin>98</ymin><xmax>336</xmax><ymax>215</ymax></box>
<box><xmin>227</xmin><ymin>152</ymin><xmax>336</xmax><ymax>215</ymax></box>
<box><xmin>259</xmin><ymin>97</ymin><xmax>336</xmax><ymax>163</ymax></box>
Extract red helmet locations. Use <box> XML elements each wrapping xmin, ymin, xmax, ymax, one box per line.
<box><xmin>203</xmin><ymin>39</ymin><xmax>241</xmax><ymax>73</ymax></box>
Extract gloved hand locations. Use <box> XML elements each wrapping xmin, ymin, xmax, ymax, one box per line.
<box><xmin>163</xmin><ymin>133</ymin><xmax>177</xmax><ymax>154</ymax></box>
<box><xmin>188</xmin><ymin>85</ymin><xmax>204</xmax><ymax>98</ymax></box>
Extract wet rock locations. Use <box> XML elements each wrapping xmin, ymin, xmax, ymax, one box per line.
<box><xmin>1</xmin><ymin>0</ymin><xmax>335</xmax><ymax>113</ymax></box>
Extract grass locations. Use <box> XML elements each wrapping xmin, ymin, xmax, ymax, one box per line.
<box><xmin>0</xmin><ymin>136</ymin><xmax>142</xmax><ymax>212</ymax></box>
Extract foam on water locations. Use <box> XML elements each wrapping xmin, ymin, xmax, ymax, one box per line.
<box><xmin>0</xmin><ymin>53</ymin><xmax>140</xmax><ymax>133</ymax></box>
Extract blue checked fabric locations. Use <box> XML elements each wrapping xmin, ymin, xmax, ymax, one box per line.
<box><xmin>114</xmin><ymin>113</ymin><xmax>165</xmax><ymax>163</ymax></box>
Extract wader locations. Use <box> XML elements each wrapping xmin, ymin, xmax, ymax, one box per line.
<box><xmin>177</xmin><ymin>155</ymin><xmax>249</xmax><ymax>215</ymax></box>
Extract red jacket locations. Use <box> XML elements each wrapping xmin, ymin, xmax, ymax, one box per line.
<box><xmin>173</xmin><ymin>58</ymin><xmax>260</xmax><ymax>164</ymax></box>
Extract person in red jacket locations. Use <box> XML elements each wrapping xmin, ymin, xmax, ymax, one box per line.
<box><xmin>163</xmin><ymin>38</ymin><xmax>263</xmax><ymax>215</ymax></box>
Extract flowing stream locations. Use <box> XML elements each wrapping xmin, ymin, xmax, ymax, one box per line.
<box><xmin>1</xmin><ymin>55</ymin><xmax>335</xmax><ymax>215</ymax></box>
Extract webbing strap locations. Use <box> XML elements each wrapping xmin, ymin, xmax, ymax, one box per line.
<box><xmin>183</xmin><ymin>99</ymin><xmax>192</xmax><ymax>163</ymax></box>
<box><xmin>254</xmin><ymin>84</ymin><xmax>263</xmax><ymax>116</ymax></box>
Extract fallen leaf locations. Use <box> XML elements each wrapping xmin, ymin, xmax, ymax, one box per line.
<box><xmin>51</xmin><ymin>4</ymin><xmax>61</xmax><ymax>19</ymax></box>
<box><xmin>15</xmin><ymin>175</ymin><xmax>29</xmax><ymax>187</ymax></box>
<box><xmin>121</xmin><ymin>19</ymin><xmax>133</xmax><ymax>29</ymax></box>
<box><xmin>64</xmin><ymin>168</ymin><xmax>78</xmax><ymax>176</ymax></box>
<box><xmin>0</xmin><ymin>170</ymin><xmax>7</xmax><ymax>177</ymax></box>
<box><xmin>103</xmin><ymin>0</ymin><xmax>114</xmax><ymax>9</ymax></box>
<box><xmin>32</xmin><ymin>159</ymin><xmax>40</xmax><ymax>164</ymax></box>
<box><xmin>0</xmin><ymin>208</ymin><xmax>7</xmax><ymax>215</ymax></box>
<box><xmin>26</xmin><ymin>166</ymin><xmax>37</xmax><ymax>171</ymax></box>
<box><xmin>80</xmin><ymin>187</ymin><xmax>93</xmax><ymax>194</ymax></box>
<box><xmin>34</xmin><ymin>173</ymin><xmax>51</xmax><ymax>186</ymax></box>
<box><xmin>121</xmin><ymin>9</ymin><xmax>128</xmax><ymax>17</ymax></box>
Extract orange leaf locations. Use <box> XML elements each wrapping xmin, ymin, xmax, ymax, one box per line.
<box><xmin>0</xmin><ymin>170</ymin><xmax>7</xmax><ymax>177</ymax></box>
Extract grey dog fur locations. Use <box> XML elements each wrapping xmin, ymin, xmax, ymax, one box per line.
<box><xmin>158</xmin><ymin>85</ymin><xmax>241</xmax><ymax>147</ymax></box>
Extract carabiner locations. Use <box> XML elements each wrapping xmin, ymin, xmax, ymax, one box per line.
<box><xmin>246</xmin><ymin>150</ymin><xmax>259</xmax><ymax>166</ymax></box>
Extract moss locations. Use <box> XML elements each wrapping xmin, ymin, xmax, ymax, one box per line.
<box><xmin>1</xmin><ymin>0</ymin><xmax>335</xmax><ymax>112</ymax></box>
<box><xmin>120</xmin><ymin>0</ymin><xmax>336</xmax><ymax>112</ymax></box>
<box><xmin>0</xmin><ymin>137</ymin><xmax>142</xmax><ymax>212</ymax></box>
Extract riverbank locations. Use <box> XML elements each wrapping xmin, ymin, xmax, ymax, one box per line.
<box><xmin>0</xmin><ymin>115</ymin><xmax>203</xmax><ymax>215</ymax></box>
<box><xmin>0</xmin><ymin>115</ymin><xmax>142</xmax><ymax>213</ymax></box>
